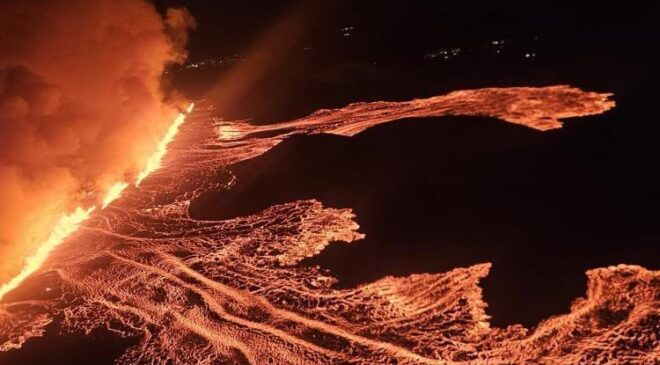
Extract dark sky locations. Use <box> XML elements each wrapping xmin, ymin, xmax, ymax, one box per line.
<box><xmin>150</xmin><ymin>0</ymin><xmax>646</xmax><ymax>66</ymax></box>
<box><xmin>155</xmin><ymin>1</ymin><xmax>656</xmax><ymax>62</ymax></box>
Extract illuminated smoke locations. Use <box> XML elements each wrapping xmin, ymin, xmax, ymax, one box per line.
<box><xmin>0</xmin><ymin>105</ymin><xmax>194</xmax><ymax>300</ymax></box>
<box><xmin>0</xmin><ymin>1</ymin><xmax>195</xmax><ymax>288</ymax></box>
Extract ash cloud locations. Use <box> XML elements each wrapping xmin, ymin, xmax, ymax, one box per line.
<box><xmin>0</xmin><ymin>1</ymin><xmax>195</xmax><ymax>283</ymax></box>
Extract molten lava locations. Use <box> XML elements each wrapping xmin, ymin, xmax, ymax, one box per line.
<box><xmin>0</xmin><ymin>207</ymin><xmax>95</xmax><ymax>300</ymax></box>
<box><xmin>0</xmin><ymin>103</ymin><xmax>195</xmax><ymax>301</ymax></box>
<box><xmin>102</xmin><ymin>182</ymin><xmax>130</xmax><ymax>209</ymax></box>
<box><xmin>1</xmin><ymin>89</ymin><xmax>657</xmax><ymax>364</ymax></box>
<box><xmin>0</xmin><ymin>0</ymin><xmax>197</xmax><ymax>301</ymax></box>
<box><xmin>136</xmin><ymin>103</ymin><xmax>195</xmax><ymax>186</ymax></box>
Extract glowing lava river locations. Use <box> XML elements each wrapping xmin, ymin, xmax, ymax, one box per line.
<box><xmin>1</xmin><ymin>86</ymin><xmax>658</xmax><ymax>364</ymax></box>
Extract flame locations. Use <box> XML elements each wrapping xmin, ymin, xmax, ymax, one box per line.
<box><xmin>0</xmin><ymin>103</ymin><xmax>194</xmax><ymax>300</ymax></box>
<box><xmin>0</xmin><ymin>206</ymin><xmax>95</xmax><ymax>299</ymax></box>
<box><xmin>101</xmin><ymin>182</ymin><xmax>129</xmax><ymax>209</ymax></box>
<box><xmin>136</xmin><ymin>103</ymin><xmax>195</xmax><ymax>186</ymax></box>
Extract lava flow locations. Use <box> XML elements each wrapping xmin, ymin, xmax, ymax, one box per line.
<box><xmin>1</xmin><ymin>88</ymin><xmax>657</xmax><ymax>365</ymax></box>
<box><xmin>0</xmin><ymin>104</ymin><xmax>194</xmax><ymax>301</ymax></box>
<box><xmin>137</xmin><ymin>105</ymin><xmax>194</xmax><ymax>186</ymax></box>
<box><xmin>0</xmin><ymin>207</ymin><xmax>95</xmax><ymax>301</ymax></box>
<box><xmin>102</xmin><ymin>182</ymin><xmax>130</xmax><ymax>210</ymax></box>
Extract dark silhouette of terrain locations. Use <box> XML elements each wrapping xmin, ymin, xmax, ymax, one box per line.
<box><xmin>0</xmin><ymin>322</ymin><xmax>135</xmax><ymax>365</ymax></box>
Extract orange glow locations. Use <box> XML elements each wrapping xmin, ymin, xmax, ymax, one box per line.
<box><xmin>102</xmin><ymin>182</ymin><xmax>129</xmax><ymax>209</ymax></box>
<box><xmin>0</xmin><ymin>103</ymin><xmax>194</xmax><ymax>301</ymax></box>
<box><xmin>0</xmin><ymin>0</ymin><xmax>197</xmax><ymax>296</ymax></box>
<box><xmin>217</xmin><ymin>124</ymin><xmax>242</xmax><ymax>140</ymax></box>
<box><xmin>4</xmin><ymin>90</ymin><xmax>655</xmax><ymax>364</ymax></box>
<box><xmin>0</xmin><ymin>206</ymin><xmax>95</xmax><ymax>299</ymax></box>
<box><xmin>136</xmin><ymin>103</ymin><xmax>195</xmax><ymax>186</ymax></box>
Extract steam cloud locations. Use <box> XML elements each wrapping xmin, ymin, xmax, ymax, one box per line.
<box><xmin>0</xmin><ymin>1</ymin><xmax>195</xmax><ymax>284</ymax></box>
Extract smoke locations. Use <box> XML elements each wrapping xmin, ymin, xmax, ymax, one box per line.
<box><xmin>0</xmin><ymin>1</ymin><xmax>195</xmax><ymax>284</ymax></box>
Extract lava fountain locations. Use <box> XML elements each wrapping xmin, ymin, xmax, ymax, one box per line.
<box><xmin>137</xmin><ymin>104</ymin><xmax>195</xmax><ymax>186</ymax></box>
<box><xmin>0</xmin><ymin>207</ymin><xmax>95</xmax><ymax>300</ymax></box>
<box><xmin>0</xmin><ymin>103</ymin><xmax>195</xmax><ymax>301</ymax></box>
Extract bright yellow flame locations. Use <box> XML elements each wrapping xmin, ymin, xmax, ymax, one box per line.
<box><xmin>136</xmin><ymin>103</ymin><xmax>195</xmax><ymax>186</ymax></box>
<box><xmin>0</xmin><ymin>206</ymin><xmax>95</xmax><ymax>299</ymax></box>
<box><xmin>102</xmin><ymin>182</ymin><xmax>129</xmax><ymax>209</ymax></box>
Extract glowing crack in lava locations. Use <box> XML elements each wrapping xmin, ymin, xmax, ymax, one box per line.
<box><xmin>102</xmin><ymin>182</ymin><xmax>130</xmax><ymax>210</ymax></box>
<box><xmin>137</xmin><ymin>104</ymin><xmax>195</xmax><ymax>186</ymax></box>
<box><xmin>0</xmin><ymin>207</ymin><xmax>95</xmax><ymax>302</ymax></box>
<box><xmin>1</xmin><ymin>87</ymin><xmax>657</xmax><ymax>364</ymax></box>
<box><xmin>0</xmin><ymin>104</ymin><xmax>194</xmax><ymax>301</ymax></box>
